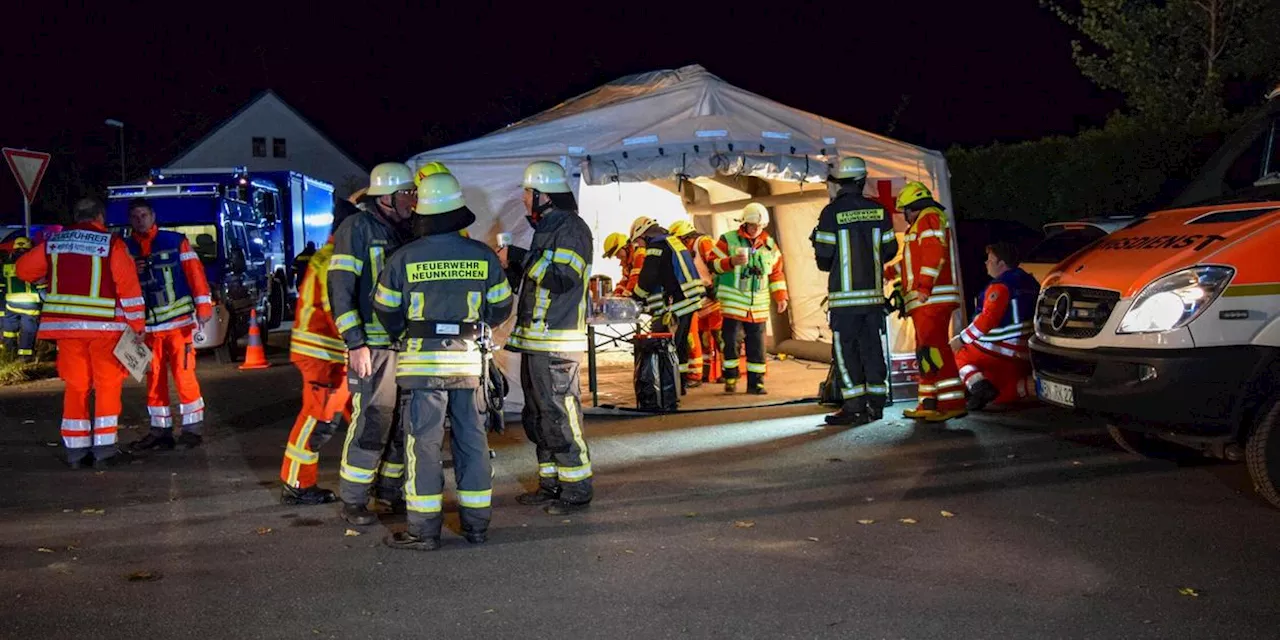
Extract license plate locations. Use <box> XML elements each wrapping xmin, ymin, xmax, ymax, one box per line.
<box><xmin>1036</xmin><ymin>376</ymin><xmax>1075</xmax><ymax>407</ymax></box>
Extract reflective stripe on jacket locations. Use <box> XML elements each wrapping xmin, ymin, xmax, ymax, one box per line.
<box><xmin>712</xmin><ymin>228</ymin><xmax>787</xmax><ymax>323</ymax></box>
<box><xmin>505</xmin><ymin>208</ymin><xmax>593</xmax><ymax>356</ymax></box>
<box><xmin>811</xmin><ymin>189</ymin><xmax>899</xmax><ymax>314</ymax></box>
<box><xmin>291</xmin><ymin>241</ymin><xmax>347</xmax><ymax>363</ymax></box>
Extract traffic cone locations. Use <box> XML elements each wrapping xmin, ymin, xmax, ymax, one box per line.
<box><xmin>239</xmin><ymin>309</ymin><xmax>271</xmax><ymax>370</ymax></box>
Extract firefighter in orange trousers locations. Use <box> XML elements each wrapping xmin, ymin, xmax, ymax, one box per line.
<box><xmin>123</xmin><ymin>198</ymin><xmax>214</xmax><ymax>451</ymax></box>
<box><xmin>885</xmin><ymin>181</ymin><xmax>966</xmax><ymax>422</ymax></box>
<box><xmin>279</xmin><ymin>198</ymin><xmax>362</xmax><ymax>505</ymax></box>
<box><xmin>669</xmin><ymin>219</ymin><xmax>722</xmax><ymax>384</ymax></box>
<box><xmin>16</xmin><ymin>197</ymin><xmax>146</xmax><ymax>469</ymax></box>
<box><xmin>954</xmin><ymin>242</ymin><xmax>1041</xmax><ymax>411</ymax></box>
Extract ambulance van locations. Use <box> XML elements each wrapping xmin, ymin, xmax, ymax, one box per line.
<box><xmin>1030</xmin><ymin>83</ymin><xmax>1280</xmax><ymax>508</ymax></box>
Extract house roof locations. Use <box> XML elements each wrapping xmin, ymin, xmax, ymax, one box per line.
<box><xmin>165</xmin><ymin>89</ymin><xmax>366</xmax><ymax>173</ymax></box>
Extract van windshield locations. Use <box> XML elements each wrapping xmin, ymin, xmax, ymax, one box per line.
<box><xmin>1181</xmin><ymin>108</ymin><xmax>1280</xmax><ymax>206</ymax></box>
<box><xmin>1025</xmin><ymin>226</ymin><xmax>1108</xmax><ymax>264</ymax></box>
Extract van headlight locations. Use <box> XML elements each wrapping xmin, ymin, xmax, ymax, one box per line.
<box><xmin>1117</xmin><ymin>266</ymin><xmax>1234</xmax><ymax>334</ymax></box>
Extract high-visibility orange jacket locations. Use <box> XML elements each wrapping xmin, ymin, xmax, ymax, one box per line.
<box><xmin>291</xmin><ymin>239</ymin><xmax>346</xmax><ymax>363</ymax></box>
<box><xmin>16</xmin><ymin>221</ymin><xmax>144</xmax><ymax>339</ymax></box>
<box><xmin>884</xmin><ymin>206</ymin><xmax>960</xmax><ymax>313</ymax></box>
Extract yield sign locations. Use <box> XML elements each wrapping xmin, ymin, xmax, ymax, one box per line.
<box><xmin>3</xmin><ymin>147</ymin><xmax>52</xmax><ymax>202</ymax></box>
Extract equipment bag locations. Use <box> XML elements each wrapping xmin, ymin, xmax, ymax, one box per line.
<box><xmin>634</xmin><ymin>333</ymin><xmax>679</xmax><ymax>413</ymax></box>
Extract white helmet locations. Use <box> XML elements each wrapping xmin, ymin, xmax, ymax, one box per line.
<box><xmin>415</xmin><ymin>173</ymin><xmax>466</xmax><ymax>216</ymax></box>
<box><xmin>831</xmin><ymin>156</ymin><xmax>868</xmax><ymax>180</ymax></box>
<box><xmin>742</xmin><ymin>202</ymin><xmax>769</xmax><ymax>227</ymax></box>
<box><xmin>367</xmin><ymin>162</ymin><xmax>415</xmax><ymax>196</ymax></box>
<box><xmin>521</xmin><ymin>161</ymin><xmax>572</xmax><ymax>194</ymax></box>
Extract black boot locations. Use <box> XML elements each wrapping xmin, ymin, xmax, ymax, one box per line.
<box><xmin>384</xmin><ymin>531</ymin><xmax>441</xmax><ymax>551</ymax></box>
<box><xmin>966</xmin><ymin>380</ymin><xmax>1000</xmax><ymax>411</ymax></box>
<box><xmin>281</xmin><ymin>484</ymin><xmax>338</xmax><ymax>506</ymax></box>
<box><xmin>867</xmin><ymin>406</ymin><xmax>884</xmax><ymax>421</ymax></box>
<box><xmin>130</xmin><ymin>430</ymin><xmax>175</xmax><ymax>451</ymax></box>
<box><xmin>545</xmin><ymin>499</ymin><xmax>590</xmax><ymax>515</ymax></box>
<box><xmin>374</xmin><ymin>488</ymin><xmax>407</xmax><ymax>514</ymax></box>
<box><xmin>825</xmin><ymin>408</ymin><xmax>870</xmax><ymax>426</ymax></box>
<box><xmin>342</xmin><ymin>502</ymin><xmax>378</xmax><ymax>526</ymax></box>
<box><xmin>177</xmin><ymin>432</ymin><xmax>203</xmax><ymax>449</ymax></box>
<box><xmin>463</xmin><ymin>529</ymin><xmax>488</xmax><ymax>544</ymax></box>
<box><xmin>516</xmin><ymin>487</ymin><xmax>560</xmax><ymax>506</ymax></box>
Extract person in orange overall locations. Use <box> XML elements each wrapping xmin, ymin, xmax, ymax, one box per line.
<box><xmin>668</xmin><ymin>219</ymin><xmax>722</xmax><ymax>384</ymax></box>
<box><xmin>885</xmin><ymin>181</ymin><xmax>966</xmax><ymax>422</ymax></box>
<box><xmin>954</xmin><ymin>242</ymin><xmax>1041</xmax><ymax>410</ymax></box>
<box><xmin>279</xmin><ymin>198</ymin><xmax>362</xmax><ymax>505</ymax></box>
<box><xmin>16</xmin><ymin>197</ymin><xmax>146</xmax><ymax>469</ymax></box>
<box><xmin>123</xmin><ymin>198</ymin><xmax>214</xmax><ymax>451</ymax></box>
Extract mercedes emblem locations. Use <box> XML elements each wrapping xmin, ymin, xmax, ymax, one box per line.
<box><xmin>1050</xmin><ymin>292</ymin><xmax>1072</xmax><ymax>331</ymax></box>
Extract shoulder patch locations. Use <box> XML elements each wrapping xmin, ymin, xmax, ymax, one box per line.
<box><xmin>988</xmin><ymin>291</ymin><xmax>999</xmax><ymax>302</ymax></box>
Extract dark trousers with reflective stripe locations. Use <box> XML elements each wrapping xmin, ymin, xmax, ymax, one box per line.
<box><xmin>339</xmin><ymin>348</ymin><xmax>406</xmax><ymax>504</ymax></box>
<box><xmin>722</xmin><ymin>319</ymin><xmax>766</xmax><ymax>390</ymax></box>
<box><xmin>520</xmin><ymin>353</ymin><xmax>593</xmax><ymax>504</ymax></box>
<box><xmin>401</xmin><ymin>387</ymin><xmax>492</xmax><ymax>537</ymax></box>
<box><xmin>830</xmin><ymin>311</ymin><xmax>888</xmax><ymax>412</ymax></box>
<box><xmin>2</xmin><ymin>301</ymin><xmax>39</xmax><ymax>356</ymax></box>
<box><xmin>653</xmin><ymin>312</ymin><xmax>694</xmax><ymax>379</ymax></box>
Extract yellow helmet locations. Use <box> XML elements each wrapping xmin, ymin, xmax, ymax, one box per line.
<box><xmin>896</xmin><ymin>181</ymin><xmax>934</xmax><ymax>211</ymax></box>
<box><xmin>367</xmin><ymin>162</ymin><xmax>415</xmax><ymax>196</ymax></box>
<box><xmin>630</xmin><ymin>216</ymin><xmax>658</xmax><ymax>240</ymax></box>
<box><xmin>831</xmin><ymin>156</ymin><xmax>868</xmax><ymax>180</ymax></box>
<box><xmin>414</xmin><ymin>173</ymin><xmax>466</xmax><ymax>216</ymax></box>
<box><xmin>414</xmin><ymin>161</ymin><xmax>451</xmax><ymax>187</ymax></box>
<box><xmin>668</xmin><ymin>219</ymin><xmax>695</xmax><ymax>237</ymax></box>
<box><xmin>742</xmin><ymin>202</ymin><xmax>769</xmax><ymax>227</ymax></box>
<box><xmin>521</xmin><ymin>161</ymin><xmax>572</xmax><ymax>194</ymax></box>
<box><xmin>603</xmin><ymin>232</ymin><xmax>629</xmax><ymax>258</ymax></box>
<box><xmin>12</xmin><ymin>236</ymin><xmax>32</xmax><ymax>250</ymax></box>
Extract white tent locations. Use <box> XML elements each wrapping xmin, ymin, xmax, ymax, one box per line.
<box><xmin>406</xmin><ymin>64</ymin><xmax>963</xmax><ymax>413</ymax></box>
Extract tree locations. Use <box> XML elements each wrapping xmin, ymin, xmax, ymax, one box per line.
<box><xmin>1046</xmin><ymin>0</ymin><xmax>1280</xmax><ymax>124</ymax></box>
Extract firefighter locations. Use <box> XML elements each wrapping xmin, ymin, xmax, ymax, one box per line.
<box><xmin>500</xmin><ymin>160</ymin><xmax>595</xmax><ymax>515</ymax></box>
<box><xmin>954</xmin><ymin>242</ymin><xmax>1041</xmax><ymax>410</ymax></box>
<box><xmin>710</xmin><ymin>203</ymin><xmax>789</xmax><ymax>395</ymax></box>
<box><xmin>16</xmin><ymin>198</ymin><xmax>146</xmax><ymax>468</ymax></box>
<box><xmin>2</xmin><ymin>237</ymin><xmax>42</xmax><ymax>361</ymax></box>
<box><xmin>278</xmin><ymin>198</ymin><xmax>363</xmax><ymax>505</ymax></box>
<box><xmin>635</xmin><ymin>219</ymin><xmax>707</xmax><ymax>391</ymax></box>
<box><xmin>330</xmin><ymin>162</ymin><xmax>416</xmax><ymax>526</ymax></box>
<box><xmin>669</xmin><ymin>218</ymin><xmax>722</xmax><ymax>384</ymax></box>
<box><xmin>811</xmin><ymin>157</ymin><xmax>900</xmax><ymax>425</ymax></box>
<box><xmin>122</xmin><ymin>199</ymin><xmax>214</xmax><ymax>451</ymax></box>
<box><xmin>373</xmin><ymin>172</ymin><xmax>514</xmax><ymax>550</ymax></box>
<box><xmin>602</xmin><ymin>232</ymin><xmax>633</xmax><ymax>296</ymax></box>
<box><xmin>885</xmin><ymin>181</ymin><xmax>966</xmax><ymax>422</ymax></box>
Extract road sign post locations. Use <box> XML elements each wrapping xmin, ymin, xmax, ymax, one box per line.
<box><xmin>3</xmin><ymin>147</ymin><xmax>52</xmax><ymax>236</ymax></box>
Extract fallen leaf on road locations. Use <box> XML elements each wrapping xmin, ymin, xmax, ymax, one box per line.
<box><xmin>81</xmin><ymin>508</ymin><xmax>105</xmax><ymax>516</ymax></box>
<box><xmin>1178</xmin><ymin>587</ymin><xmax>1200</xmax><ymax>597</ymax></box>
<box><xmin>733</xmin><ymin>521</ymin><xmax>756</xmax><ymax>529</ymax></box>
<box><xmin>256</xmin><ymin>527</ymin><xmax>273</xmax><ymax>535</ymax></box>
<box><xmin>343</xmin><ymin>529</ymin><xmax>361</xmax><ymax>537</ymax></box>
<box><xmin>864</xmin><ymin>497</ymin><xmax>875</xmax><ymax>503</ymax></box>
<box><xmin>940</xmin><ymin>511</ymin><xmax>956</xmax><ymax>518</ymax></box>
<box><xmin>25</xmin><ymin>420</ymin><xmax>35</xmax><ymax>424</ymax></box>
<box><xmin>1071</xmin><ymin>461</ymin><xmax>1083</xmax><ymax>466</ymax></box>
<box><xmin>37</xmin><ymin>548</ymin><xmax>54</xmax><ymax>553</ymax></box>
<box><xmin>1006</xmin><ymin>454</ymin><xmax>1017</xmax><ymax>459</ymax></box>
<box><xmin>684</xmin><ymin>512</ymin><xmax>698</xmax><ymax>518</ymax></box>
<box><xmin>66</xmin><ymin>545</ymin><xmax>79</xmax><ymax>551</ymax></box>
<box><xmin>484</xmin><ymin>609</ymin><xmax>496</xmax><ymax>614</ymax></box>
<box><xmin>560</xmin><ymin>519</ymin><xmax>572</xmax><ymax>524</ymax></box>
<box><xmin>126</xmin><ymin>571</ymin><xmax>161</xmax><ymax>582</ymax></box>
<box><xmin>898</xmin><ymin>518</ymin><xmax>918</xmax><ymax>525</ymax></box>
<box><xmin>806</xmin><ymin>537</ymin><xmax>820</xmax><ymax>542</ymax></box>
<box><xmin>62</xmin><ymin>509</ymin><xmax>73</xmax><ymax>513</ymax></box>
<box><xmin>624</xmin><ymin>550</ymin><xmax>634</xmax><ymax>554</ymax></box>
<box><xmin>857</xmin><ymin>519</ymin><xmax>876</xmax><ymax>525</ymax></box>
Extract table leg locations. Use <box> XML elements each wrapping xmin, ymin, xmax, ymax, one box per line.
<box><xmin>588</xmin><ymin>324</ymin><xmax>598</xmax><ymax>407</ymax></box>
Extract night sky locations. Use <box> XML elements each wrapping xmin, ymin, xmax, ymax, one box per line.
<box><xmin>0</xmin><ymin>0</ymin><xmax>1117</xmax><ymax>222</ymax></box>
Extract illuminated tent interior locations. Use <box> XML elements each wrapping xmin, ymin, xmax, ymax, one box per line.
<box><xmin>406</xmin><ymin>65</ymin><xmax>966</xmax><ymax>414</ymax></box>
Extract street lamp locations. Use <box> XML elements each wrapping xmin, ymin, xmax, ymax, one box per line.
<box><xmin>105</xmin><ymin>119</ymin><xmax>125</xmax><ymax>183</ymax></box>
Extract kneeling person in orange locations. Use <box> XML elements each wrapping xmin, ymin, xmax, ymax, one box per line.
<box><xmin>954</xmin><ymin>242</ymin><xmax>1041</xmax><ymax>410</ymax></box>
<box><xmin>279</xmin><ymin>199</ymin><xmax>362</xmax><ymax>505</ymax></box>
<box><xmin>123</xmin><ymin>199</ymin><xmax>214</xmax><ymax>451</ymax></box>
<box><xmin>16</xmin><ymin>198</ymin><xmax>146</xmax><ymax>468</ymax></box>
<box><xmin>886</xmin><ymin>182</ymin><xmax>966</xmax><ymax>422</ymax></box>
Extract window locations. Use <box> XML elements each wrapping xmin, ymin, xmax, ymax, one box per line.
<box><xmin>252</xmin><ymin>137</ymin><xmax>266</xmax><ymax>158</ymax></box>
<box><xmin>273</xmin><ymin>137</ymin><xmax>287</xmax><ymax>158</ymax></box>
<box><xmin>1024</xmin><ymin>227</ymin><xmax>1108</xmax><ymax>265</ymax></box>
<box><xmin>163</xmin><ymin>224</ymin><xmax>219</xmax><ymax>263</ymax></box>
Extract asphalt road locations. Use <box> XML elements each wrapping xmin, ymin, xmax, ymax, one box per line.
<box><xmin>1</xmin><ymin>344</ymin><xmax>1278</xmax><ymax>639</ymax></box>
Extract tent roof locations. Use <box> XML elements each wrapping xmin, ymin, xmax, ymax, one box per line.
<box><xmin>412</xmin><ymin>65</ymin><xmax>945</xmax><ymax>186</ymax></box>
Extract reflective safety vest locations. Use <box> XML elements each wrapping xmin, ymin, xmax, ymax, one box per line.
<box><xmin>634</xmin><ymin>233</ymin><xmax>706</xmax><ymax>318</ymax></box>
<box><xmin>18</xmin><ymin>223</ymin><xmax>146</xmax><ymax>339</ymax></box>
<box><xmin>372</xmin><ymin>232</ymin><xmax>514</xmax><ymax>388</ymax></box>
<box><xmin>959</xmin><ymin>267</ymin><xmax>1040</xmax><ymax>359</ymax></box>
<box><xmin>126</xmin><ymin>229</ymin><xmax>206</xmax><ymax>332</ymax></box>
<box><xmin>889</xmin><ymin>207</ymin><xmax>960</xmax><ymax>313</ymax></box>
<box><xmin>3</xmin><ymin>251</ymin><xmax>42</xmax><ymax>310</ymax></box>
<box><xmin>290</xmin><ymin>242</ymin><xmax>347</xmax><ymax>363</ymax></box>
<box><xmin>713</xmin><ymin>229</ymin><xmax>786</xmax><ymax>323</ymax></box>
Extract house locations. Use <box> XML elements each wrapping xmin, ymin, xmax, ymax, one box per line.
<box><xmin>164</xmin><ymin>90</ymin><xmax>366</xmax><ymax>196</ymax></box>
